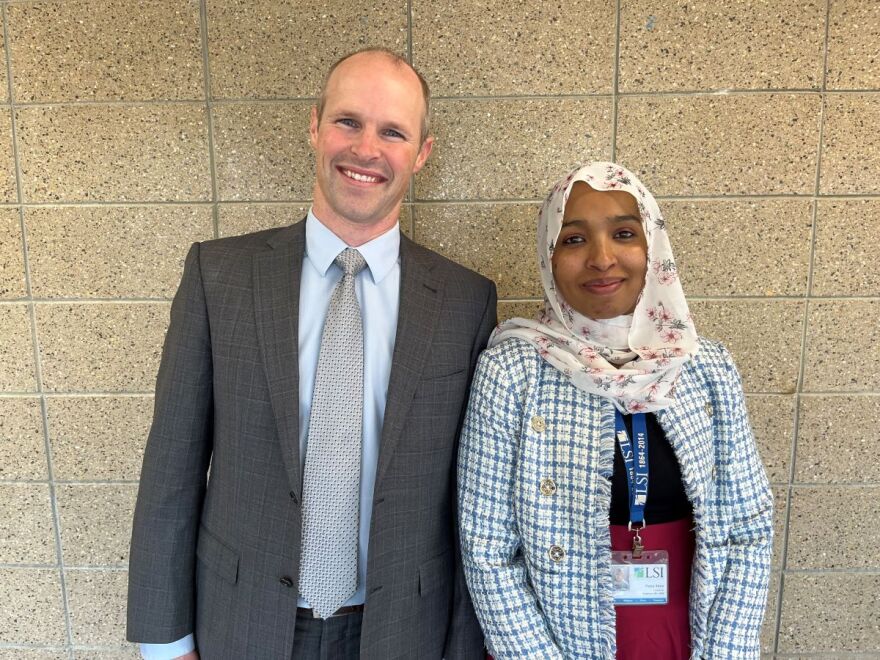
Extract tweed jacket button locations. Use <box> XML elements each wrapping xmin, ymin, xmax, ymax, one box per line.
<box><xmin>705</xmin><ymin>401</ymin><xmax>714</xmax><ymax>417</ymax></box>
<box><xmin>279</xmin><ymin>576</ymin><xmax>294</xmax><ymax>587</ymax></box>
<box><xmin>548</xmin><ymin>545</ymin><xmax>565</xmax><ymax>562</ymax></box>
<box><xmin>539</xmin><ymin>478</ymin><xmax>557</xmax><ymax>496</ymax></box>
<box><xmin>530</xmin><ymin>415</ymin><xmax>546</xmax><ymax>432</ymax></box>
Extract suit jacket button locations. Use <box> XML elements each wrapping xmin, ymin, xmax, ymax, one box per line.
<box><xmin>530</xmin><ymin>415</ymin><xmax>546</xmax><ymax>432</ymax></box>
<box><xmin>279</xmin><ymin>576</ymin><xmax>294</xmax><ymax>587</ymax></box>
<box><xmin>549</xmin><ymin>545</ymin><xmax>565</xmax><ymax>562</ymax></box>
<box><xmin>289</xmin><ymin>491</ymin><xmax>299</xmax><ymax>503</ymax></box>
<box><xmin>539</xmin><ymin>478</ymin><xmax>557</xmax><ymax>496</ymax></box>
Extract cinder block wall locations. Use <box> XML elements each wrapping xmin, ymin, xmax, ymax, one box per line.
<box><xmin>0</xmin><ymin>1</ymin><xmax>877</xmax><ymax>657</ymax></box>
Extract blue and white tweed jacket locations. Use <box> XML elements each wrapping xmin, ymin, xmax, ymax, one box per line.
<box><xmin>458</xmin><ymin>337</ymin><xmax>773</xmax><ymax>659</ymax></box>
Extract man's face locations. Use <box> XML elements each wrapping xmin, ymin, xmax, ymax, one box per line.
<box><xmin>310</xmin><ymin>53</ymin><xmax>433</xmax><ymax>234</ymax></box>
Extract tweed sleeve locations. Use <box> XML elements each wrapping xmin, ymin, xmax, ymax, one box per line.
<box><xmin>458</xmin><ymin>348</ymin><xmax>565</xmax><ymax>659</ymax></box>
<box><xmin>703</xmin><ymin>346</ymin><xmax>773</xmax><ymax>658</ymax></box>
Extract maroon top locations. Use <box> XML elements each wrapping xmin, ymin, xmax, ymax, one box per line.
<box><xmin>611</xmin><ymin>518</ymin><xmax>695</xmax><ymax>660</ymax></box>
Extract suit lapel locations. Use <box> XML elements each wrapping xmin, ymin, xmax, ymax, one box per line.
<box><xmin>254</xmin><ymin>221</ymin><xmax>305</xmax><ymax>498</ymax></box>
<box><xmin>375</xmin><ymin>236</ymin><xmax>443</xmax><ymax>488</ymax></box>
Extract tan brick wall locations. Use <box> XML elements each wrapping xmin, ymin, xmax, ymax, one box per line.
<box><xmin>0</xmin><ymin>0</ymin><xmax>878</xmax><ymax>656</ymax></box>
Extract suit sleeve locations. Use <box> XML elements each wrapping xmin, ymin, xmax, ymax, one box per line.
<box><xmin>445</xmin><ymin>281</ymin><xmax>498</xmax><ymax>660</ymax></box>
<box><xmin>703</xmin><ymin>347</ymin><xmax>773</xmax><ymax>658</ymax></box>
<box><xmin>127</xmin><ymin>242</ymin><xmax>214</xmax><ymax>643</ymax></box>
<box><xmin>458</xmin><ymin>349</ymin><xmax>565</xmax><ymax>659</ymax></box>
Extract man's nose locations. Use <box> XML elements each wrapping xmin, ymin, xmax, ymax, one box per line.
<box><xmin>350</xmin><ymin>129</ymin><xmax>380</xmax><ymax>159</ymax></box>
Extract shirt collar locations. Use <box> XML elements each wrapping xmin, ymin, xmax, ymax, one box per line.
<box><xmin>305</xmin><ymin>209</ymin><xmax>400</xmax><ymax>283</ymax></box>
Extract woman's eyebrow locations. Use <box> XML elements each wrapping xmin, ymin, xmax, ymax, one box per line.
<box><xmin>562</xmin><ymin>214</ymin><xmax>641</xmax><ymax>225</ymax></box>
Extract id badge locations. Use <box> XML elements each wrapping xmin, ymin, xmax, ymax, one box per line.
<box><xmin>610</xmin><ymin>549</ymin><xmax>669</xmax><ymax>605</ymax></box>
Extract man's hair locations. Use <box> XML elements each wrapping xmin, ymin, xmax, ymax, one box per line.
<box><xmin>316</xmin><ymin>47</ymin><xmax>431</xmax><ymax>144</ymax></box>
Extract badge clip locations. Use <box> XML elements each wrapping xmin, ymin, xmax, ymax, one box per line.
<box><xmin>628</xmin><ymin>520</ymin><xmax>646</xmax><ymax>558</ymax></box>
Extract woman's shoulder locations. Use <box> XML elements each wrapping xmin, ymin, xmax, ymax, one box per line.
<box><xmin>481</xmin><ymin>335</ymin><xmax>543</xmax><ymax>363</ymax></box>
<box><xmin>684</xmin><ymin>336</ymin><xmax>746</xmax><ymax>398</ymax></box>
<box><xmin>474</xmin><ymin>336</ymin><xmax>548</xmax><ymax>390</ymax></box>
<box><xmin>691</xmin><ymin>336</ymin><xmax>738</xmax><ymax>373</ymax></box>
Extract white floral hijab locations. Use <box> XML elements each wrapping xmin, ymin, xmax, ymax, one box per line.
<box><xmin>490</xmin><ymin>162</ymin><xmax>698</xmax><ymax>413</ymax></box>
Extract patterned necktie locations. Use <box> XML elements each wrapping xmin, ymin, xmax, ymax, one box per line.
<box><xmin>299</xmin><ymin>247</ymin><xmax>367</xmax><ymax>618</ymax></box>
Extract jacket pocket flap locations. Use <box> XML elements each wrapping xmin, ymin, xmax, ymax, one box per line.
<box><xmin>418</xmin><ymin>551</ymin><xmax>452</xmax><ymax>596</ymax></box>
<box><xmin>196</xmin><ymin>524</ymin><xmax>239</xmax><ymax>584</ymax></box>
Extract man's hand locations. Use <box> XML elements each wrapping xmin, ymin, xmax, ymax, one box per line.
<box><xmin>174</xmin><ymin>653</ymin><xmax>198</xmax><ymax>660</ymax></box>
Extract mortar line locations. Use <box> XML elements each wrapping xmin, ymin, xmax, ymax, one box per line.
<box><xmin>5</xmin><ymin>88</ymin><xmax>879</xmax><ymax>110</ymax></box>
<box><xmin>773</xmin><ymin>0</ymin><xmax>833</xmax><ymax>651</ymax></box>
<box><xmin>1</xmin><ymin>5</ymin><xmax>74</xmax><ymax>654</ymax></box>
<box><xmin>405</xmin><ymin>0</ymin><xmax>420</xmax><ymax>239</ymax></box>
<box><xmin>610</xmin><ymin>0</ymin><xmax>621</xmax><ymax>161</ymax></box>
<box><xmin>198</xmin><ymin>0</ymin><xmax>220</xmax><ymax>240</ymax></box>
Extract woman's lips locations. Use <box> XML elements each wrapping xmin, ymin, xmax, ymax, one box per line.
<box><xmin>581</xmin><ymin>278</ymin><xmax>624</xmax><ymax>295</ymax></box>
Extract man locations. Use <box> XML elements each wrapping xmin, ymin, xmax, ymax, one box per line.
<box><xmin>127</xmin><ymin>48</ymin><xmax>496</xmax><ymax>659</ymax></box>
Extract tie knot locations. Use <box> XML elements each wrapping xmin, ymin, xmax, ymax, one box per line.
<box><xmin>335</xmin><ymin>248</ymin><xmax>367</xmax><ymax>277</ymax></box>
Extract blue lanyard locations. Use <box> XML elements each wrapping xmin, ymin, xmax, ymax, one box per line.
<box><xmin>614</xmin><ymin>411</ymin><xmax>649</xmax><ymax>527</ymax></box>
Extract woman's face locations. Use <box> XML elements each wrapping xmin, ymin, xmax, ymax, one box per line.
<box><xmin>551</xmin><ymin>183</ymin><xmax>648</xmax><ymax>320</ymax></box>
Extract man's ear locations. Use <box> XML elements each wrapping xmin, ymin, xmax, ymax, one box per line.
<box><xmin>309</xmin><ymin>106</ymin><xmax>319</xmax><ymax>149</ymax></box>
<box><xmin>412</xmin><ymin>135</ymin><xmax>434</xmax><ymax>174</ymax></box>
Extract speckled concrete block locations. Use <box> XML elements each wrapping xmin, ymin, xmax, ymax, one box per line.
<box><xmin>0</xmin><ymin>568</ymin><xmax>66</xmax><ymax>644</ymax></box>
<box><xmin>0</xmin><ymin>651</ymin><xmax>68</xmax><ymax>660</ymax></box>
<box><xmin>761</xmin><ymin>571</ymin><xmax>781</xmax><ymax>653</ymax></box>
<box><xmin>617</xmin><ymin>94</ymin><xmax>820</xmax><ymax>195</ymax></box>
<box><xmin>803</xmin><ymin>301</ymin><xmax>880</xmax><ymax>392</ymax></box>
<box><xmin>415</xmin><ymin>203</ymin><xmax>540</xmax><ymax>299</ymax></box>
<box><xmin>0</xmin><ymin>29</ymin><xmax>8</xmax><ymax>103</ymax></box>
<box><xmin>7</xmin><ymin>0</ymin><xmax>203</xmax><ymax>102</ymax></box>
<box><xmin>219</xmin><ymin>203</ymin><xmax>414</xmax><ymax>237</ymax></box>
<box><xmin>417</xmin><ymin>98</ymin><xmax>612</xmax><ymax>200</ymax></box>
<box><xmin>796</xmin><ymin>395</ymin><xmax>880</xmax><ymax>483</ymax></box>
<box><xmin>57</xmin><ymin>485</ymin><xmax>137</xmax><ymax>566</ymax></box>
<box><xmin>213</xmin><ymin>102</ymin><xmax>314</xmax><ymax>201</ymax></box>
<box><xmin>65</xmin><ymin>569</ymin><xmax>129</xmax><ymax>645</ymax></box>
<box><xmin>820</xmin><ymin>94</ymin><xmax>880</xmax><ymax>194</ymax></box>
<box><xmin>787</xmin><ymin>486</ymin><xmax>880</xmax><ymax>569</ymax></box>
<box><xmin>0</xmin><ymin>484</ymin><xmax>55</xmax><ymax>564</ymax></box>
<box><xmin>219</xmin><ymin>203</ymin><xmax>309</xmax><ymax>237</ymax></box>
<box><xmin>619</xmin><ymin>0</ymin><xmax>824</xmax><ymax>92</ymax></box>
<box><xmin>665</xmin><ymin>199</ymin><xmax>812</xmax><ymax>296</ymax></box>
<box><xmin>812</xmin><ymin>199</ymin><xmax>880</xmax><ymax>295</ymax></box>
<box><xmin>413</xmin><ymin>0</ymin><xmax>615</xmax><ymax>95</ymax></box>
<box><xmin>16</xmin><ymin>104</ymin><xmax>211</xmax><ymax>202</ymax></box>
<box><xmin>771</xmin><ymin>486</ymin><xmax>788</xmax><ymax>570</ymax></box>
<box><xmin>746</xmin><ymin>394</ymin><xmax>794</xmax><ymax>484</ymax></box>
<box><xmin>0</xmin><ymin>108</ymin><xmax>18</xmax><ymax>202</ymax></box>
<box><xmin>47</xmin><ymin>396</ymin><xmax>151</xmax><ymax>481</ymax></box>
<box><xmin>207</xmin><ymin>0</ymin><xmax>407</xmax><ymax>99</ymax></box>
<box><xmin>826</xmin><ymin>2</ymin><xmax>880</xmax><ymax>89</ymax></box>
<box><xmin>26</xmin><ymin>205</ymin><xmax>213</xmax><ymax>298</ymax></box>
<box><xmin>0</xmin><ymin>304</ymin><xmax>37</xmax><ymax>392</ymax></box>
<box><xmin>0</xmin><ymin>209</ymin><xmax>25</xmax><ymax>299</ymax></box>
<box><xmin>498</xmin><ymin>300</ymin><xmax>543</xmax><ymax>321</ymax></box>
<box><xmin>689</xmin><ymin>300</ymin><xmax>804</xmax><ymax>394</ymax></box>
<box><xmin>36</xmin><ymin>303</ymin><xmax>169</xmax><ymax>392</ymax></box>
<box><xmin>0</xmin><ymin>397</ymin><xmax>45</xmax><ymax>479</ymax></box>
<box><xmin>73</xmin><ymin>648</ymin><xmax>140</xmax><ymax>660</ymax></box>
<box><xmin>778</xmin><ymin>573</ymin><xmax>880</xmax><ymax>652</ymax></box>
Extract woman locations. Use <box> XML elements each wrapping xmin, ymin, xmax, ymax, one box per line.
<box><xmin>458</xmin><ymin>162</ymin><xmax>772</xmax><ymax>659</ymax></box>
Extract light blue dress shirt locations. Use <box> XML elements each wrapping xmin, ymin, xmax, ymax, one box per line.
<box><xmin>140</xmin><ymin>211</ymin><xmax>400</xmax><ymax>659</ymax></box>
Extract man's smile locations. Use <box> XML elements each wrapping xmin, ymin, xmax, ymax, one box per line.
<box><xmin>337</xmin><ymin>165</ymin><xmax>387</xmax><ymax>184</ymax></box>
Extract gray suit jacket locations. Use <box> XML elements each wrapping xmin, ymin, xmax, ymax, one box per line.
<box><xmin>127</xmin><ymin>220</ymin><xmax>497</xmax><ymax>659</ymax></box>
